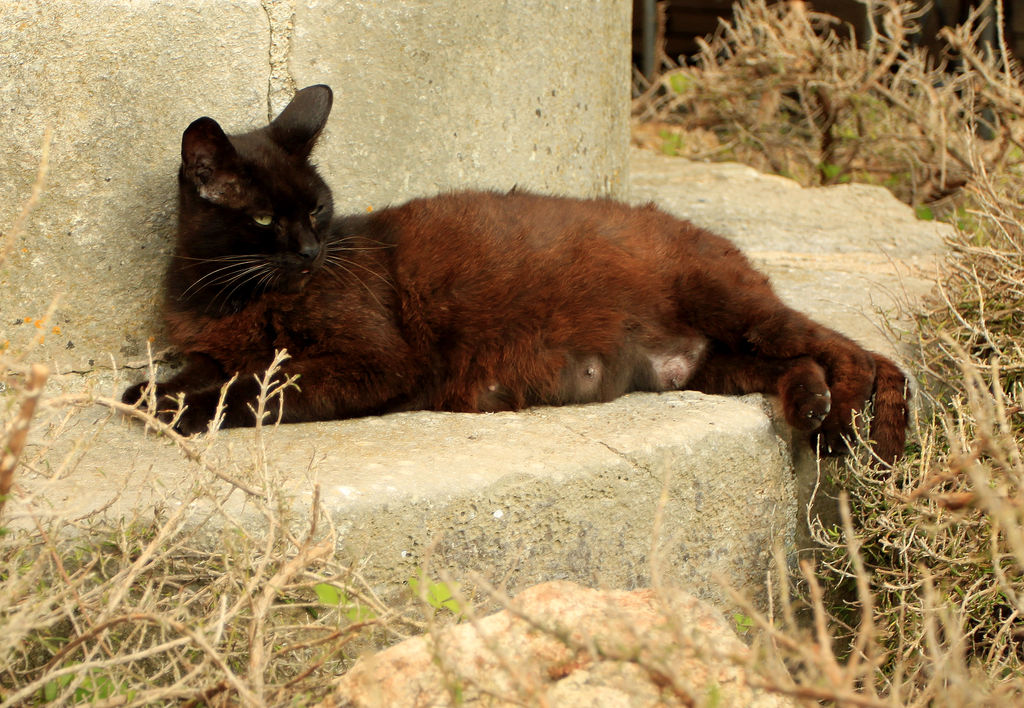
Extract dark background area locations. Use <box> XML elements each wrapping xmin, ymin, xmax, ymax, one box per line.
<box><xmin>632</xmin><ymin>0</ymin><xmax>1024</xmax><ymax>70</ymax></box>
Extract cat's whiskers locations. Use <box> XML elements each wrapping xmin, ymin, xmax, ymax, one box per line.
<box><xmin>180</xmin><ymin>258</ymin><xmax>267</xmax><ymax>299</ymax></box>
<box><xmin>325</xmin><ymin>237</ymin><xmax>395</xmax><ymax>251</ymax></box>
<box><xmin>174</xmin><ymin>253</ymin><xmax>266</xmax><ymax>264</ymax></box>
<box><xmin>327</xmin><ymin>245</ymin><xmax>394</xmax><ymax>253</ymax></box>
<box><xmin>253</xmin><ymin>268</ymin><xmax>278</xmax><ymax>294</ymax></box>
<box><xmin>324</xmin><ymin>254</ymin><xmax>394</xmax><ymax>288</ymax></box>
<box><xmin>209</xmin><ymin>262</ymin><xmax>276</xmax><ymax>311</ymax></box>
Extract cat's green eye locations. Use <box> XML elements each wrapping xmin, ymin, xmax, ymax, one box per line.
<box><xmin>253</xmin><ymin>214</ymin><xmax>273</xmax><ymax>227</ymax></box>
<box><xmin>309</xmin><ymin>206</ymin><xmax>324</xmax><ymax>227</ymax></box>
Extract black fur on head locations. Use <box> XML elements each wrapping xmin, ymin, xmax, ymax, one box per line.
<box><xmin>170</xmin><ymin>85</ymin><xmax>337</xmax><ymax>312</ymax></box>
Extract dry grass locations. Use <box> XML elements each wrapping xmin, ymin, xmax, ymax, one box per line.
<box><xmin>0</xmin><ymin>352</ymin><xmax>428</xmax><ymax>706</ymax></box>
<box><xmin>634</xmin><ymin>0</ymin><xmax>1023</xmax><ymax>208</ymax></box>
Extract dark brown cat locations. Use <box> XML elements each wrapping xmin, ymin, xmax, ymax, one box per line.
<box><xmin>123</xmin><ymin>85</ymin><xmax>909</xmax><ymax>464</ymax></box>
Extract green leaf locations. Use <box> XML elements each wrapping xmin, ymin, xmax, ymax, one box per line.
<box><xmin>345</xmin><ymin>604</ymin><xmax>376</xmax><ymax>622</ymax></box>
<box><xmin>43</xmin><ymin>680</ymin><xmax>59</xmax><ymax>702</ymax></box>
<box><xmin>706</xmin><ymin>682</ymin><xmax>723</xmax><ymax>708</ymax></box>
<box><xmin>409</xmin><ymin>576</ymin><xmax>463</xmax><ymax>614</ymax></box>
<box><xmin>915</xmin><ymin>205</ymin><xmax>935</xmax><ymax>221</ymax></box>
<box><xmin>668</xmin><ymin>73</ymin><xmax>693</xmax><ymax>95</ymax></box>
<box><xmin>314</xmin><ymin>583</ymin><xmax>377</xmax><ymax>621</ymax></box>
<box><xmin>42</xmin><ymin>673</ymin><xmax>73</xmax><ymax>702</ymax></box>
<box><xmin>313</xmin><ymin>582</ymin><xmax>342</xmax><ymax>606</ymax></box>
<box><xmin>820</xmin><ymin>162</ymin><xmax>843</xmax><ymax>180</ymax></box>
<box><xmin>733</xmin><ymin>612</ymin><xmax>754</xmax><ymax>635</ymax></box>
<box><xmin>77</xmin><ymin>673</ymin><xmax>116</xmax><ymax>701</ymax></box>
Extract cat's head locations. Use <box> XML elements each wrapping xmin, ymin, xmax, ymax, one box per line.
<box><xmin>171</xmin><ymin>85</ymin><xmax>335</xmax><ymax>310</ymax></box>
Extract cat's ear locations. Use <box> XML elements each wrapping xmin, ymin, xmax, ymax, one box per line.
<box><xmin>181</xmin><ymin>117</ymin><xmax>245</xmax><ymax>207</ymax></box>
<box><xmin>268</xmin><ymin>85</ymin><xmax>333</xmax><ymax>157</ymax></box>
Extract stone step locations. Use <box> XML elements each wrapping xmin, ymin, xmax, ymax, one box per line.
<box><xmin>21</xmin><ymin>387</ymin><xmax>794</xmax><ymax>609</ymax></box>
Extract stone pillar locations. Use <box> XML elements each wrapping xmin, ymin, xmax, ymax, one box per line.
<box><xmin>0</xmin><ymin>0</ymin><xmax>631</xmax><ymax>370</ymax></box>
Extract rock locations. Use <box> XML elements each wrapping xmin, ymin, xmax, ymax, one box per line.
<box><xmin>329</xmin><ymin>580</ymin><xmax>794</xmax><ymax>707</ymax></box>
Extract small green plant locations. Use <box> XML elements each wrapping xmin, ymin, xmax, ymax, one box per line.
<box><xmin>41</xmin><ymin>668</ymin><xmax>135</xmax><ymax>704</ymax></box>
<box><xmin>313</xmin><ymin>582</ymin><xmax>377</xmax><ymax>622</ymax></box>
<box><xmin>732</xmin><ymin>612</ymin><xmax>753</xmax><ymax>636</ymax></box>
<box><xmin>659</xmin><ymin>129</ymin><xmax>684</xmax><ymax>156</ymax></box>
<box><xmin>409</xmin><ymin>575</ymin><xmax>463</xmax><ymax>616</ymax></box>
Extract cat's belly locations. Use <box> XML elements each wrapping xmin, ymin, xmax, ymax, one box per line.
<box><xmin>648</xmin><ymin>343</ymin><xmax>710</xmax><ymax>389</ymax></box>
<box><xmin>475</xmin><ymin>335</ymin><xmax>709</xmax><ymax>411</ymax></box>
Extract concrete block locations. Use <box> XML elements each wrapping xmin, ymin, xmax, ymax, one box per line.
<box><xmin>1</xmin><ymin>0</ymin><xmax>271</xmax><ymax>371</ymax></box>
<box><xmin>17</xmin><ymin>389</ymin><xmax>795</xmax><ymax>607</ymax></box>
<box><xmin>289</xmin><ymin>0</ymin><xmax>632</xmax><ymax>211</ymax></box>
<box><xmin>1</xmin><ymin>0</ymin><xmax>631</xmax><ymax>372</ymax></box>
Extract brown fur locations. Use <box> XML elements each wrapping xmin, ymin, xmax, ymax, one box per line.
<box><xmin>124</xmin><ymin>86</ymin><xmax>909</xmax><ymax>464</ymax></box>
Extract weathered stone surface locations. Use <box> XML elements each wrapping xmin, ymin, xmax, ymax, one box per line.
<box><xmin>1</xmin><ymin>0</ymin><xmax>630</xmax><ymax>372</ymax></box>
<box><xmin>329</xmin><ymin>580</ymin><xmax>795</xmax><ymax>707</ymax></box>
<box><xmin>16</xmin><ymin>387</ymin><xmax>795</xmax><ymax>608</ymax></box>
<box><xmin>290</xmin><ymin>0</ymin><xmax>632</xmax><ymax>212</ymax></box>
<box><xmin>1</xmin><ymin>0</ymin><xmax>270</xmax><ymax>371</ymax></box>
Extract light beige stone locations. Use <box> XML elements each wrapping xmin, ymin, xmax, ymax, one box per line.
<box><xmin>290</xmin><ymin>0</ymin><xmax>631</xmax><ymax>213</ymax></box>
<box><xmin>14</xmin><ymin>388</ymin><xmax>795</xmax><ymax>608</ymax></box>
<box><xmin>330</xmin><ymin>580</ymin><xmax>795</xmax><ymax>707</ymax></box>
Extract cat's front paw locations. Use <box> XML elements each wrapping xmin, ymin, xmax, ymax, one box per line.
<box><xmin>165</xmin><ymin>396</ymin><xmax>217</xmax><ymax>435</ymax></box>
<box><xmin>121</xmin><ymin>383</ymin><xmax>216</xmax><ymax>435</ymax></box>
<box><xmin>121</xmin><ymin>381</ymin><xmax>154</xmax><ymax>406</ymax></box>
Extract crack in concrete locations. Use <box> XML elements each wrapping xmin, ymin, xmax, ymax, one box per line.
<box><xmin>260</xmin><ymin>0</ymin><xmax>298</xmax><ymax>120</ymax></box>
<box><xmin>557</xmin><ymin>421</ymin><xmax>657</xmax><ymax>481</ymax></box>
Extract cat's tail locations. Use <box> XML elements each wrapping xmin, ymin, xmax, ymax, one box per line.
<box><xmin>869</xmin><ymin>353</ymin><xmax>910</xmax><ymax>465</ymax></box>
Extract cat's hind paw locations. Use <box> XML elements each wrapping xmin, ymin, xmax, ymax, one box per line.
<box><xmin>778</xmin><ymin>357</ymin><xmax>831</xmax><ymax>432</ymax></box>
<box><xmin>812</xmin><ymin>422</ymin><xmax>852</xmax><ymax>457</ymax></box>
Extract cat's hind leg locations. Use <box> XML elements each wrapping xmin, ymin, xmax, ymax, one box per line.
<box><xmin>685</xmin><ymin>348</ymin><xmax>832</xmax><ymax>432</ymax></box>
<box><xmin>666</xmin><ymin>240</ymin><xmax>907</xmax><ymax>461</ymax></box>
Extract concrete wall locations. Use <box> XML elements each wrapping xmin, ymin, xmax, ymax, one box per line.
<box><xmin>0</xmin><ymin>0</ymin><xmax>631</xmax><ymax>372</ymax></box>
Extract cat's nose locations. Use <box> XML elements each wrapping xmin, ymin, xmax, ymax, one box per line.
<box><xmin>297</xmin><ymin>237</ymin><xmax>321</xmax><ymax>261</ymax></box>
